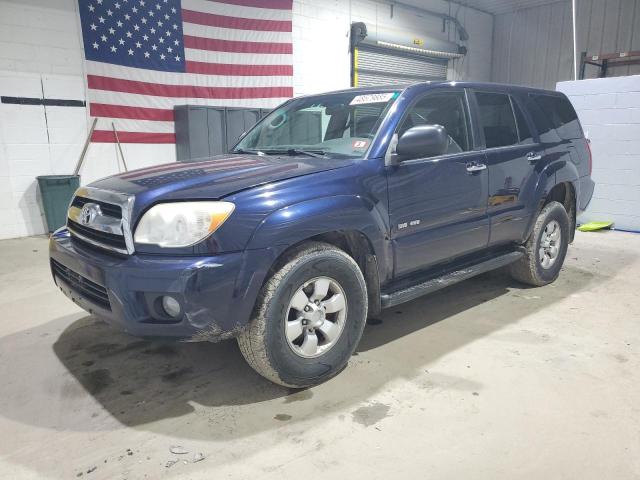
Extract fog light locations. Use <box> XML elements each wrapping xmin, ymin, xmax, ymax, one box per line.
<box><xmin>161</xmin><ymin>296</ymin><xmax>181</xmax><ymax>318</ymax></box>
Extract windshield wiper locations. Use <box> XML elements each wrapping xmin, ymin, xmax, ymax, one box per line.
<box><xmin>232</xmin><ymin>148</ymin><xmax>265</xmax><ymax>155</ymax></box>
<box><xmin>250</xmin><ymin>148</ymin><xmax>328</xmax><ymax>158</ymax></box>
<box><xmin>285</xmin><ymin>148</ymin><xmax>326</xmax><ymax>158</ymax></box>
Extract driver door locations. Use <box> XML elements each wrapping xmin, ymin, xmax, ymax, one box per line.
<box><xmin>386</xmin><ymin>90</ymin><xmax>490</xmax><ymax>278</ymax></box>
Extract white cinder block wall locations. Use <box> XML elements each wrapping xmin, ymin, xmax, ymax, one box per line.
<box><xmin>557</xmin><ymin>76</ymin><xmax>640</xmax><ymax>232</ymax></box>
<box><xmin>0</xmin><ymin>0</ymin><xmax>175</xmax><ymax>239</ymax></box>
<box><xmin>0</xmin><ymin>0</ymin><xmax>492</xmax><ymax>240</ymax></box>
<box><xmin>0</xmin><ymin>0</ymin><xmax>85</xmax><ymax>238</ymax></box>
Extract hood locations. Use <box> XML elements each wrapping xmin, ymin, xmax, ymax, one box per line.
<box><xmin>90</xmin><ymin>154</ymin><xmax>354</xmax><ymax>206</ymax></box>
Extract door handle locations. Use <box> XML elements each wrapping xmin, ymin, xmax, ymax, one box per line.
<box><xmin>466</xmin><ymin>162</ymin><xmax>487</xmax><ymax>173</ymax></box>
<box><xmin>527</xmin><ymin>152</ymin><xmax>543</xmax><ymax>163</ymax></box>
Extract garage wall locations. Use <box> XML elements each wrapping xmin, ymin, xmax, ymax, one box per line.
<box><xmin>557</xmin><ymin>76</ymin><xmax>640</xmax><ymax>232</ymax></box>
<box><xmin>492</xmin><ymin>0</ymin><xmax>640</xmax><ymax>90</ymax></box>
<box><xmin>292</xmin><ymin>0</ymin><xmax>494</xmax><ymax>96</ymax></box>
<box><xmin>295</xmin><ymin>0</ymin><xmax>494</xmax><ymax>95</ymax></box>
<box><xmin>0</xmin><ymin>0</ymin><xmax>175</xmax><ymax>239</ymax></box>
<box><xmin>0</xmin><ymin>0</ymin><xmax>492</xmax><ymax>240</ymax></box>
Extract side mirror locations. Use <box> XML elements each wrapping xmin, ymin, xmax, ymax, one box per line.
<box><xmin>395</xmin><ymin>124</ymin><xmax>448</xmax><ymax>161</ymax></box>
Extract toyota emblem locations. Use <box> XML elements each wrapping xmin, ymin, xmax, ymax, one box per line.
<box><xmin>80</xmin><ymin>203</ymin><xmax>101</xmax><ymax>225</ymax></box>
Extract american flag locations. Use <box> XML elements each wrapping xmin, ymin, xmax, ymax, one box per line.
<box><xmin>77</xmin><ymin>0</ymin><xmax>293</xmax><ymax>143</ymax></box>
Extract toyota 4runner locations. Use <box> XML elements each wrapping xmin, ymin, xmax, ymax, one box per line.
<box><xmin>50</xmin><ymin>81</ymin><xmax>595</xmax><ymax>387</ymax></box>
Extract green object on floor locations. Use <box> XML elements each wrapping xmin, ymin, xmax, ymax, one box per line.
<box><xmin>577</xmin><ymin>221</ymin><xmax>614</xmax><ymax>232</ymax></box>
<box><xmin>37</xmin><ymin>175</ymin><xmax>80</xmax><ymax>233</ymax></box>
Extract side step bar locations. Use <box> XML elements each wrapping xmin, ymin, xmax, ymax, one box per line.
<box><xmin>380</xmin><ymin>251</ymin><xmax>523</xmax><ymax>309</ymax></box>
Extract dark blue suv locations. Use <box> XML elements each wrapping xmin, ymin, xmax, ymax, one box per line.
<box><xmin>49</xmin><ymin>81</ymin><xmax>595</xmax><ymax>387</ymax></box>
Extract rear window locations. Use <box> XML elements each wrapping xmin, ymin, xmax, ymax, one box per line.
<box><xmin>475</xmin><ymin>92</ymin><xmax>519</xmax><ymax>148</ymax></box>
<box><xmin>528</xmin><ymin>94</ymin><xmax>582</xmax><ymax>142</ymax></box>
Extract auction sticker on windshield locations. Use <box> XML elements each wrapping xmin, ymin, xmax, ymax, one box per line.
<box><xmin>349</xmin><ymin>93</ymin><xmax>396</xmax><ymax>105</ymax></box>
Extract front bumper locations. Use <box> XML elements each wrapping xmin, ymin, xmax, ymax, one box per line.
<box><xmin>49</xmin><ymin>229</ymin><xmax>275</xmax><ymax>341</ymax></box>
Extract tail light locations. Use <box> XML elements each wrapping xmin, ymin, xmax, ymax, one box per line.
<box><xmin>586</xmin><ymin>139</ymin><xmax>593</xmax><ymax>176</ymax></box>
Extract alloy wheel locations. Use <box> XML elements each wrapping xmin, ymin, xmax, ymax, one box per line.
<box><xmin>539</xmin><ymin>220</ymin><xmax>562</xmax><ymax>269</ymax></box>
<box><xmin>284</xmin><ymin>276</ymin><xmax>347</xmax><ymax>358</ymax></box>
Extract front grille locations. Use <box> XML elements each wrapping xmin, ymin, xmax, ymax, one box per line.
<box><xmin>71</xmin><ymin>196</ymin><xmax>122</xmax><ymax>219</ymax></box>
<box><xmin>66</xmin><ymin>188</ymin><xmax>133</xmax><ymax>255</ymax></box>
<box><xmin>51</xmin><ymin>259</ymin><xmax>111</xmax><ymax>310</ymax></box>
<box><xmin>68</xmin><ymin>219</ymin><xmax>128</xmax><ymax>252</ymax></box>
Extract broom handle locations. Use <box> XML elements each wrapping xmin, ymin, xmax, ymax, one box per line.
<box><xmin>112</xmin><ymin>122</ymin><xmax>129</xmax><ymax>172</ymax></box>
<box><xmin>73</xmin><ymin>117</ymin><xmax>98</xmax><ymax>175</ymax></box>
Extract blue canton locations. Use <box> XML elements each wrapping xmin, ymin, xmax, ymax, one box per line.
<box><xmin>78</xmin><ymin>0</ymin><xmax>186</xmax><ymax>72</ymax></box>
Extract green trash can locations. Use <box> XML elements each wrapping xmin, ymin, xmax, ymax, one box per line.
<box><xmin>37</xmin><ymin>175</ymin><xmax>80</xmax><ymax>233</ymax></box>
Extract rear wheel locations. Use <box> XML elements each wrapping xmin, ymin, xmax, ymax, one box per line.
<box><xmin>510</xmin><ymin>201</ymin><xmax>570</xmax><ymax>286</ymax></box>
<box><xmin>237</xmin><ymin>242</ymin><xmax>368</xmax><ymax>388</ymax></box>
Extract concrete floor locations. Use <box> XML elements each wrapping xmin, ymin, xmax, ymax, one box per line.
<box><xmin>0</xmin><ymin>231</ymin><xmax>639</xmax><ymax>480</ymax></box>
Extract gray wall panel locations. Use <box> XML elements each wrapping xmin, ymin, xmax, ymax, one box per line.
<box><xmin>630</xmin><ymin>0</ymin><xmax>640</xmax><ymax>74</ymax></box>
<box><xmin>558</xmin><ymin>1</ymin><xmax>574</xmax><ymax>82</ymax></box>
<box><xmin>586</xmin><ymin>1</ymin><xmax>606</xmax><ymax>56</ymax></box>
<box><xmin>492</xmin><ymin>0</ymin><xmax>640</xmax><ymax>89</ymax></box>
<box><xmin>602</xmin><ymin>0</ymin><xmax>621</xmax><ymax>54</ymax></box>
<box><xmin>544</xmin><ymin>2</ymin><xmax>565</xmax><ymax>87</ymax></box>
<box><xmin>532</xmin><ymin>4</ymin><xmax>551</xmax><ymax>87</ymax></box>
<box><xmin>616</xmin><ymin>0</ymin><xmax>636</xmax><ymax>76</ymax></box>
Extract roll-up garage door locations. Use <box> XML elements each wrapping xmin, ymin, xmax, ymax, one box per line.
<box><xmin>354</xmin><ymin>43</ymin><xmax>448</xmax><ymax>87</ymax></box>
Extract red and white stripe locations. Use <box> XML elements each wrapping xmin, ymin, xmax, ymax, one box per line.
<box><xmin>88</xmin><ymin>0</ymin><xmax>293</xmax><ymax>144</ymax></box>
<box><xmin>119</xmin><ymin>155</ymin><xmax>300</xmax><ymax>180</ymax></box>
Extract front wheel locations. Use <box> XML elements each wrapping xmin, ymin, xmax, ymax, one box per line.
<box><xmin>509</xmin><ymin>201</ymin><xmax>570</xmax><ymax>286</ymax></box>
<box><xmin>237</xmin><ymin>242</ymin><xmax>368</xmax><ymax>388</ymax></box>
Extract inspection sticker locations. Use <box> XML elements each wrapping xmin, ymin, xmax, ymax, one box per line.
<box><xmin>352</xmin><ymin>140</ymin><xmax>369</xmax><ymax>149</ymax></box>
<box><xmin>349</xmin><ymin>92</ymin><xmax>395</xmax><ymax>105</ymax></box>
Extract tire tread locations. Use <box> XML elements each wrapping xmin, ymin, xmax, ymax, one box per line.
<box><xmin>237</xmin><ymin>241</ymin><xmax>366</xmax><ymax>387</ymax></box>
<box><xmin>509</xmin><ymin>201</ymin><xmax>569</xmax><ymax>286</ymax></box>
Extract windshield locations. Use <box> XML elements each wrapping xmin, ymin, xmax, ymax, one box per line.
<box><xmin>232</xmin><ymin>90</ymin><xmax>400</xmax><ymax>159</ymax></box>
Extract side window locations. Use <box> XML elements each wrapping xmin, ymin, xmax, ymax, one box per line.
<box><xmin>529</xmin><ymin>94</ymin><xmax>582</xmax><ymax>142</ymax></box>
<box><xmin>512</xmin><ymin>99</ymin><xmax>533</xmax><ymax>144</ymax></box>
<box><xmin>554</xmin><ymin>97</ymin><xmax>582</xmax><ymax>139</ymax></box>
<box><xmin>475</xmin><ymin>92</ymin><xmax>519</xmax><ymax>148</ymax></box>
<box><xmin>398</xmin><ymin>92</ymin><xmax>470</xmax><ymax>155</ymax></box>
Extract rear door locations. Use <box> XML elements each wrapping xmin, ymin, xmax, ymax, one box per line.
<box><xmin>471</xmin><ymin>90</ymin><xmax>544</xmax><ymax>246</ymax></box>
<box><xmin>526</xmin><ymin>93</ymin><xmax>591</xmax><ymax>211</ymax></box>
<box><xmin>386</xmin><ymin>89</ymin><xmax>489</xmax><ymax>278</ymax></box>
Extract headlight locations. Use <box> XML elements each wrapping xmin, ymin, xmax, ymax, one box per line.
<box><xmin>134</xmin><ymin>201</ymin><xmax>235</xmax><ymax>248</ymax></box>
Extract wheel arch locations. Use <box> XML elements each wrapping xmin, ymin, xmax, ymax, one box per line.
<box><xmin>543</xmin><ymin>181</ymin><xmax>577</xmax><ymax>242</ymax></box>
<box><xmin>276</xmin><ymin>230</ymin><xmax>382</xmax><ymax>319</ymax></box>
<box><xmin>525</xmin><ymin>159</ymin><xmax>579</xmax><ymax>243</ymax></box>
<box><xmin>246</xmin><ymin>195</ymin><xmax>389</xmax><ymax>318</ymax></box>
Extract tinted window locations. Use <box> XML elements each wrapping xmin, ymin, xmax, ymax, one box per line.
<box><xmin>476</xmin><ymin>92</ymin><xmax>519</xmax><ymax>148</ymax></box>
<box><xmin>529</xmin><ymin>94</ymin><xmax>582</xmax><ymax>142</ymax></box>
<box><xmin>512</xmin><ymin>99</ymin><xmax>533</xmax><ymax>144</ymax></box>
<box><xmin>398</xmin><ymin>92</ymin><xmax>470</xmax><ymax>155</ymax></box>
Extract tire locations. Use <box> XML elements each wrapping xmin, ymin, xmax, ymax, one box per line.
<box><xmin>509</xmin><ymin>201</ymin><xmax>570</xmax><ymax>287</ymax></box>
<box><xmin>237</xmin><ymin>241</ymin><xmax>368</xmax><ymax>388</ymax></box>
